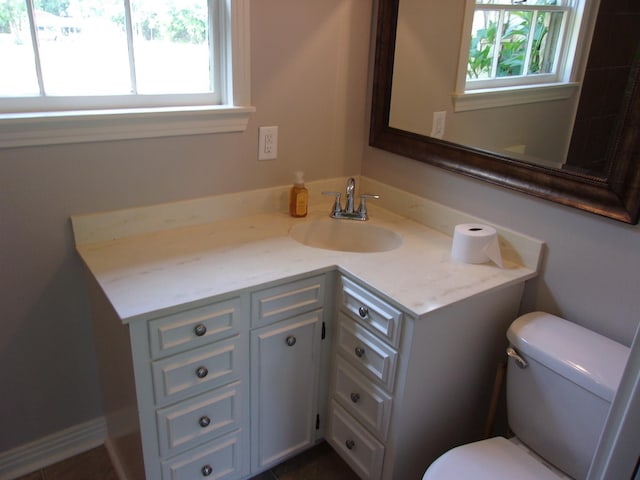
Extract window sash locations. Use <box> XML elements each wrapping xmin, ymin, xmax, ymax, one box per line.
<box><xmin>465</xmin><ymin>3</ymin><xmax>571</xmax><ymax>90</ymax></box>
<box><xmin>1</xmin><ymin>0</ymin><xmax>223</xmax><ymax>112</ymax></box>
<box><xmin>0</xmin><ymin>0</ymin><xmax>253</xmax><ymax>148</ymax></box>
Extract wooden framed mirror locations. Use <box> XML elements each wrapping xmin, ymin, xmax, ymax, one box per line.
<box><xmin>370</xmin><ymin>0</ymin><xmax>640</xmax><ymax>224</ymax></box>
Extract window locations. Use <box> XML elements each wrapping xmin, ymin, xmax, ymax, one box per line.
<box><xmin>454</xmin><ymin>0</ymin><xmax>591</xmax><ymax>111</ymax></box>
<box><xmin>0</xmin><ymin>0</ymin><xmax>253</xmax><ymax>147</ymax></box>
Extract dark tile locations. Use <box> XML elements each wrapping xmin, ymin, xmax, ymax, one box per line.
<box><xmin>249</xmin><ymin>471</ymin><xmax>278</xmax><ymax>480</ymax></box>
<box><xmin>42</xmin><ymin>446</ymin><xmax>117</xmax><ymax>480</ymax></box>
<box><xmin>14</xmin><ymin>472</ymin><xmax>44</xmax><ymax>480</ymax></box>
<box><xmin>272</xmin><ymin>442</ymin><xmax>360</xmax><ymax>480</ymax></box>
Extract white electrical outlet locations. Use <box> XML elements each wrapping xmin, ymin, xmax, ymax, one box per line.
<box><xmin>431</xmin><ymin>111</ymin><xmax>446</xmax><ymax>139</ymax></box>
<box><xmin>258</xmin><ymin>126</ymin><xmax>278</xmax><ymax>160</ymax></box>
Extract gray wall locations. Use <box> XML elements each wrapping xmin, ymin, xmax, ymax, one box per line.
<box><xmin>0</xmin><ymin>0</ymin><xmax>371</xmax><ymax>452</ymax></box>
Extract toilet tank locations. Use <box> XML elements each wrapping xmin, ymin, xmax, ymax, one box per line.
<box><xmin>506</xmin><ymin>312</ymin><xmax>629</xmax><ymax>480</ymax></box>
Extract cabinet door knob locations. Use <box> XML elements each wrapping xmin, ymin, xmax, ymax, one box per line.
<box><xmin>354</xmin><ymin>346</ymin><xmax>365</xmax><ymax>357</ymax></box>
<box><xmin>350</xmin><ymin>392</ymin><xmax>360</xmax><ymax>403</ymax></box>
<box><xmin>194</xmin><ymin>324</ymin><xmax>207</xmax><ymax>337</ymax></box>
<box><xmin>345</xmin><ymin>439</ymin><xmax>355</xmax><ymax>450</ymax></box>
<box><xmin>358</xmin><ymin>306</ymin><xmax>369</xmax><ymax>318</ymax></box>
<box><xmin>196</xmin><ymin>366</ymin><xmax>209</xmax><ymax>379</ymax></box>
<box><xmin>199</xmin><ymin>416</ymin><xmax>211</xmax><ymax>428</ymax></box>
<box><xmin>286</xmin><ymin>335</ymin><xmax>297</xmax><ymax>347</ymax></box>
<box><xmin>201</xmin><ymin>465</ymin><xmax>213</xmax><ymax>476</ymax></box>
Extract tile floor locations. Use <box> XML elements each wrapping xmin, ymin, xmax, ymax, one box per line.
<box><xmin>15</xmin><ymin>441</ymin><xmax>359</xmax><ymax>480</ymax></box>
<box><xmin>15</xmin><ymin>446</ymin><xmax>118</xmax><ymax>480</ymax></box>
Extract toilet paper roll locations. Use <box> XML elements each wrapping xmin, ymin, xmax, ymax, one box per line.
<box><xmin>451</xmin><ymin>223</ymin><xmax>503</xmax><ymax>268</ymax></box>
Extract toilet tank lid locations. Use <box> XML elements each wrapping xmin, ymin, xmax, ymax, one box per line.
<box><xmin>507</xmin><ymin>312</ymin><xmax>630</xmax><ymax>402</ymax></box>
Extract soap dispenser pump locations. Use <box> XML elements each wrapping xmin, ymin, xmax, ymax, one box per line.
<box><xmin>289</xmin><ymin>171</ymin><xmax>308</xmax><ymax>218</ymax></box>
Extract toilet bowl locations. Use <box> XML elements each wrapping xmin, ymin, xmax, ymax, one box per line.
<box><xmin>424</xmin><ymin>437</ymin><xmax>570</xmax><ymax>479</ymax></box>
<box><xmin>422</xmin><ymin>312</ymin><xmax>630</xmax><ymax>480</ymax></box>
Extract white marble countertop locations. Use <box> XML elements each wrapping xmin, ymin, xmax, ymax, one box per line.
<box><xmin>74</xmin><ymin>180</ymin><xmax>541</xmax><ymax>323</ymax></box>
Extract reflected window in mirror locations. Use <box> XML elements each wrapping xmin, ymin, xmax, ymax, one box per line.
<box><xmin>372</xmin><ymin>0</ymin><xmax>640</xmax><ymax>223</ymax></box>
<box><xmin>454</xmin><ymin>0</ymin><xmax>594</xmax><ymax>112</ymax></box>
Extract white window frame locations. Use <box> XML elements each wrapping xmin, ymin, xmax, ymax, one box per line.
<box><xmin>0</xmin><ymin>0</ymin><xmax>254</xmax><ymax>148</ymax></box>
<box><xmin>453</xmin><ymin>0</ymin><xmax>594</xmax><ymax>112</ymax></box>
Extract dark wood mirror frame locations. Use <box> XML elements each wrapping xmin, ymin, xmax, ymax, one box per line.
<box><xmin>370</xmin><ymin>0</ymin><xmax>640</xmax><ymax>224</ymax></box>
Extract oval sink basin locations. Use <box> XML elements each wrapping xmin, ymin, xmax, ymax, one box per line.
<box><xmin>290</xmin><ymin>219</ymin><xmax>402</xmax><ymax>253</ymax></box>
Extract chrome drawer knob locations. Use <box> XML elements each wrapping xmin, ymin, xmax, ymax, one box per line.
<box><xmin>345</xmin><ymin>439</ymin><xmax>355</xmax><ymax>450</ymax></box>
<box><xmin>286</xmin><ymin>335</ymin><xmax>297</xmax><ymax>347</ymax></box>
<box><xmin>196</xmin><ymin>366</ymin><xmax>209</xmax><ymax>379</ymax></box>
<box><xmin>194</xmin><ymin>324</ymin><xmax>207</xmax><ymax>337</ymax></box>
<box><xmin>354</xmin><ymin>346</ymin><xmax>365</xmax><ymax>358</ymax></box>
<box><xmin>199</xmin><ymin>416</ymin><xmax>211</xmax><ymax>428</ymax></box>
<box><xmin>201</xmin><ymin>465</ymin><xmax>213</xmax><ymax>476</ymax></box>
<box><xmin>358</xmin><ymin>306</ymin><xmax>369</xmax><ymax>318</ymax></box>
<box><xmin>350</xmin><ymin>392</ymin><xmax>360</xmax><ymax>403</ymax></box>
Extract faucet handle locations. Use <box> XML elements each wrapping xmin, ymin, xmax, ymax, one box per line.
<box><xmin>358</xmin><ymin>194</ymin><xmax>380</xmax><ymax>220</ymax></box>
<box><xmin>322</xmin><ymin>191</ymin><xmax>343</xmax><ymax>215</ymax></box>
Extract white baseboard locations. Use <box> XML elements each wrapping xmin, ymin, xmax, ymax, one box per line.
<box><xmin>0</xmin><ymin>417</ymin><xmax>106</xmax><ymax>480</ymax></box>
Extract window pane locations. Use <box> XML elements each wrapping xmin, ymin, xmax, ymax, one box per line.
<box><xmin>130</xmin><ymin>0</ymin><xmax>211</xmax><ymax>94</ymax></box>
<box><xmin>0</xmin><ymin>0</ymin><xmax>40</xmax><ymax>96</ymax></box>
<box><xmin>529</xmin><ymin>11</ymin><xmax>564</xmax><ymax>74</ymax></box>
<box><xmin>34</xmin><ymin>0</ymin><xmax>131</xmax><ymax>96</ymax></box>
<box><xmin>468</xmin><ymin>10</ymin><xmax>499</xmax><ymax>80</ymax></box>
<box><xmin>497</xmin><ymin>10</ymin><xmax>532</xmax><ymax>77</ymax></box>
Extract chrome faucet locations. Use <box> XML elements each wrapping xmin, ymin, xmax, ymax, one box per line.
<box><xmin>345</xmin><ymin>177</ymin><xmax>356</xmax><ymax>214</ymax></box>
<box><xmin>322</xmin><ymin>177</ymin><xmax>379</xmax><ymax>221</ymax></box>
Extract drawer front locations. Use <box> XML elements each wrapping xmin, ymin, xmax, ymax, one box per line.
<box><xmin>336</xmin><ymin>313</ymin><xmax>397</xmax><ymax>391</ymax></box>
<box><xmin>152</xmin><ymin>336</ymin><xmax>243</xmax><ymax>406</ymax></box>
<box><xmin>156</xmin><ymin>381</ymin><xmax>244</xmax><ymax>457</ymax></box>
<box><xmin>334</xmin><ymin>358</ymin><xmax>392</xmax><ymax>441</ymax></box>
<box><xmin>161</xmin><ymin>429</ymin><xmax>246</xmax><ymax>480</ymax></box>
<box><xmin>328</xmin><ymin>401</ymin><xmax>384</xmax><ymax>480</ymax></box>
<box><xmin>251</xmin><ymin>275</ymin><xmax>325</xmax><ymax>328</ymax></box>
<box><xmin>148</xmin><ymin>297</ymin><xmax>242</xmax><ymax>359</ymax></box>
<box><xmin>341</xmin><ymin>276</ymin><xmax>402</xmax><ymax>348</ymax></box>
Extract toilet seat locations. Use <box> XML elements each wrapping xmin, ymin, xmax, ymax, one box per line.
<box><xmin>422</xmin><ymin>437</ymin><xmax>570</xmax><ymax>480</ymax></box>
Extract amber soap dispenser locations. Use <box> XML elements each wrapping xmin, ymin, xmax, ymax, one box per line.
<box><xmin>289</xmin><ymin>171</ymin><xmax>308</xmax><ymax>217</ymax></box>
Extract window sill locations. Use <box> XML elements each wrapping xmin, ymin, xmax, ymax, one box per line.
<box><xmin>0</xmin><ymin>105</ymin><xmax>256</xmax><ymax>148</ymax></box>
<box><xmin>452</xmin><ymin>82</ymin><xmax>580</xmax><ymax>112</ymax></box>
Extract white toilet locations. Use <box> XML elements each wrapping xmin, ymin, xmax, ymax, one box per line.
<box><xmin>423</xmin><ymin>311</ymin><xmax>630</xmax><ymax>480</ymax></box>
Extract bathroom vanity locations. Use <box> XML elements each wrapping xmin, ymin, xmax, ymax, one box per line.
<box><xmin>72</xmin><ymin>177</ymin><xmax>543</xmax><ymax>480</ymax></box>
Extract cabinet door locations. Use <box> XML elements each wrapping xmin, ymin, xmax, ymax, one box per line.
<box><xmin>251</xmin><ymin>310</ymin><xmax>323</xmax><ymax>471</ymax></box>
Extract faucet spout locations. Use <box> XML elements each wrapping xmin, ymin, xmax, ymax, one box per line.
<box><xmin>323</xmin><ymin>177</ymin><xmax>379</xmax><ymax>220</ymax></box>
<box><xmin>345</xmin><ymin>177</ymin><xmax>356</xmax><ymax>214</ymax></box>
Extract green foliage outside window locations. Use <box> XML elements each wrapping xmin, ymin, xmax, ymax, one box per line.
<box><xmin>467</xmin><ymin>10</ymin><xmax>552</xmax><ymax>80</ymax></box>
<box><xmin>0</xmin><ymin>0</ymin><xmax>206</xmax><ymax>44</ymax></box>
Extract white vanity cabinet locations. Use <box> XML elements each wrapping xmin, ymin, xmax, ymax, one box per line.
<box><xmin>328</xmin><ymin>274</ymin><xmax>526</xmax><ymax>480</ymax></box>
<box><xmin>74</xmin><ymin>184</ymin><xmax>541</xmax><ymax>480</ymax></box>
<box><xmin>249</xmin><ymin>275</ymin><xmax>328</xmax><ymax>471</ymax></box>
<box><xmin>88</xmin><ymin>272</ymin><xmax>331</xmax><ymax>480</ymax></box>
<box><xmin>122</xmin><ymin>293</ymin><xmax>251</xmax><ymax>480</ymax></box>
<box><xmin>327</xmin><ymin>275</ymin><xmax>401</xmax><ymax>480</ymax></box>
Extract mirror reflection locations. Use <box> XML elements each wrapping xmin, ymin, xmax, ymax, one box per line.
<box><xmin>389</xmin><ymin>0</ymin><xmax>636</xmax><ymax>177</ymax></box>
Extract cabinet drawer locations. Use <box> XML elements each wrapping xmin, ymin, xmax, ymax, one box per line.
<box><xmin>334</xmin><ymin>358</ymin><xmax>392</xmax><ymax>441</ymax></box>
<box><xmin>328</xmin><ymin>401</ymin><xmax>384</xmax><ymax>480</ymax></box>
<box><xmin>336</xmin><ymin>313</ymin><xmax>397</xmax><ymax>391</ymax></box>
<box><xmin>161</xmin><ymin>429</ymin><xmax>246</xmax><ymax>480</ymax></box>
<box><xmin>341</xmin><ymin>276</ymin><xmax>402</xmax><ymax>348</ymax></box>
<box><xmin>156</xmin><ymin>381</ymin><xmax>244</xmax><ymax>457</ymax></box>
<box><xmin>148</xmin><ymin>297</ymin><xmax>242</xmax><ymax>359</ymax></box>
<box><xmin>251</xmin><ymin>275</ymin><xmax>325</xmax><ymax>328</ymax></box>
<box><xmin>152</xmin><ymin>336</ymin><xmax>243</xmax><ymax>406</ymax></box>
